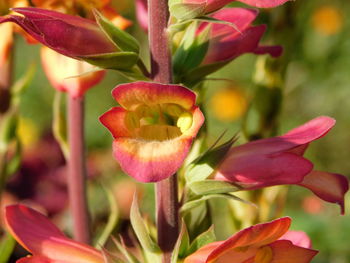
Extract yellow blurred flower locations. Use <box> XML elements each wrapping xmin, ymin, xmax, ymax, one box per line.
<box><xmin>210</xmin><ymin>87</ymin><xmax>247</xmax><ymax>122</ymax></box>
<box><xmin>312</xmin><ymin>5</ymin><xmax>343</xmax><ymax>36</ymax></box>
<box><xmin>17</xmin><ymin>117</ymin><xmax>39</xmax><ymax>148</ymax></box>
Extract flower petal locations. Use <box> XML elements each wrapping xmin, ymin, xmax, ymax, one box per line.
<box><xmin>207</xmin><ymin>217</ymin><xmax>291</xmax><ymax>262</ymax></box>
<box><xmin>298</xmin><ymin>170</ymin><xmax>349</xmax><ymax>215</ymax></box>
<box><xmin>254</xmin><ymin>45</ymin><xmax>283</xmax><ymax>57</ymax></box>
<box><xmin>112</xmin><ymin>81</ymin><xmax>196</xmax><ymax>111</ymax></box>
<box><xmin>215</xmin><ymin>152</ymin><xmax>313</xmax><ymax>189</ymax></box>
<box><xmin>184</xmin><ymin>241</ymin><xmax>224</xmax><ymax>263</ymax></box>
<box><xmin>236</xmin><ymin>0</ymin><xmax>290</xmax><ymax>8</ymax></box>
<box><xmin>5</xmin><ymin>205</ymin><xmax>104</xmax><ymax>263</ymax></box>
<box><xmin>99</xmin><ymin>107</ymin><xmax>133</xmax><ymax>138</ymax></box>
<box><xmin>279</xmin><ymin>231</ymin><xmax>312</xmax><ymax>249</ymax></box>
<box><xmin>136</xmin><ymin>0</ymin><xmax>148</xmax><ymax>31</ymax></box>
<box><xmin>227</xmin><ymin>116</ymin><xmax>335</xmax><ymax>157</ymax></box>
<box><xmin>1</xmin><ymin>7</ymin><xmax>116</xmax><ymax>58</ymax></box>
<box><xmin>41</xmin><ymin>47</ymin><xmax>105</xmax><ymax>98</ymax></box>
<box><xmin>17</xmin><ymin>256</ymin><xmax>51</xmax><ymax>263</ymax></box>
<box><xmin>268</xmin><ymin>240</ymin><xmax>317</xmax><ymax>263</ymax></box>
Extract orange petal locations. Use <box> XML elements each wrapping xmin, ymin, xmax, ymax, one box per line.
<box><xmin>208</xmin><ymin>217</ymin><xmax>291</xmax><ymax>262</ymax></box>
<box><xmin>41</xmin><ymin>47</ymin><xmax>105</xmax><ymax>97</ymax></box>
<box><xmin>268</xmin><ymin>240</ymin><xmax>317</xmax><ymax>263</ymax></box>
<box><xmin>112</xmin><ymin>81</ymin><xmax>196</xmax><ymax>111</ymax></box>
<box><xmin>5</xmin><ymin>205</ymin><xmax>104</xmax><ymax>263</ymax></box>
<box><xmin>298</xmin><ymin>170</ymin><xmax>349</xmax><ymax>214</ymax></box>
<box><xmin>99</xmin><ymin>107</ymin><xmax>133</xmax><ymax>138</ymax></box>
<box><xmin>184</xmin><ymin>241</ymin><xmax>224</xmax><ymax>263</ymax></box>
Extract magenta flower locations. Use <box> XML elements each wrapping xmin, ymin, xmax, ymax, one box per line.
<box><xmin>0</xmin><ymin>7</ymin><xmax>117</xmax><ymax>59</ymax></box>
<box><xmin>214</xmin><ymin>116</ymin><xmax>349</xmax><ymax>214</ymax></box>
<box><xmin>200</xmin><ymin>8</ymin><xmax>282</xmax><ymax>65</ymax></box>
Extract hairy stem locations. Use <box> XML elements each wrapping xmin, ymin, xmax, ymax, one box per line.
<box><xmin>148</xmin><ymin>0</ymin><xmax>179</xmax><ymax>261</ymax></box>
<box><xmin>67</xmin><ymin>95</ymin><xmax>91</xmax><ymax>244</ymax></box>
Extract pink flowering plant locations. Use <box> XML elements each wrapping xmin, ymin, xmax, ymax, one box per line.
<box><xmin>0</xmin><ymin>0</ymin><xmax>348</xmax><ymax>262</ymax></box>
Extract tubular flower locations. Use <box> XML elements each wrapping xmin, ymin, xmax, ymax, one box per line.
<box><xmin>200</xmin><ymin>8</ymin><xmax>282</xmax><ymax>66</ymax></box>
<box><xmin>170</xmin><ymin>0</ymin><xmax>290</xmax><ymax>20</ymax></box>
<box><xmin>0</xmin><ymin>7</ymin><xmax>117</xmax><ymax>59</ymax></box>
<box><xmin>184</xmin><ymin>217</ymin><xmax>318</xmax><ymax>263</ymax></box>
<box><xmin>100</xmin><ymin>81</ymin><xmax>204</xmax><ymax>183</ymax></box>
<box><xmin>4</xmin><ymin>204</ymin><xmax>104</xmax><ymax>263</ymax></box>
<box><xmin>214</xmin><ymin>116</ymin><xmax>349</xmax><ymax>214</ymax></box>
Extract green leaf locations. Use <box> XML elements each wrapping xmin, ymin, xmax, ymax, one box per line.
<box><xmin>0</xmin><ymin>111</ymin><xmax>18</xmax><ymax>153</ymax></box>
<box><xmin>173</xmin><ymin>21</ymin><xmax>210</xmax><ymax>75</ymax></box>
<box><xmin>169</xmin><ymin>2</ymin><xmax>205</xmax><ymax>20</ymax></box>
<box><xmin>52</xmin><ymin>91</ymin><xmax>68</xmax><ymax>159</ymax></box>
<box><xmin>130</xmin><ymin>194</ymin><xmax>160</xmax><ymax>253</ymax></box>
<box><xmin>5</xmin><ymin>140</ymin><xmax>21</xmax><ymax>176</ymax></box>
<box><xmin>93</xmin><ymin>9</ymin><xmax>139</xmax><ymax>53</ymax></box>
<box><xmin>187</xmin><ymin>226</ymin><xmax>216</xmax><ymax>255</ymax></box>
<box><xmin>181</xmin><ymin>193</ymin><xmax>249</xmax><ymax>214</ymax></box>
<box><xmin>112</xmin><ymin>237</ymin><xmax>141</xmax><ymax>263</ymax></box>
<box><xmin>189</xmin><ymin>180</ymin><xmax>240</xmax><ymax>195</ymax></box>
<box><xmin>171</xmin><ymin>220</ymin><xmax>190</xmax><ymax>263</ymax></box>
<box><xmin>12</xmin><ymin>63</ymin><xmax>36</xmax><ymax>97</ymax></box>
<box><xmin>0</xmin><ymin>233</ymin><xmax>16</xmax><ymax>263</ymax></box>
<box><xmin>80</xmin><ymin>51</ymin><xmax>139</xmax><ymax>70</ymax></box>
<box><xmin>94</xmin><ymin>186</ymin><xmax>119</xmax><ymax>248</ymax></box>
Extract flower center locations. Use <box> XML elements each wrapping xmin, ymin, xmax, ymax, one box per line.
<box><xmin>124</xmin><ymin>103</ymin><xmax>193</xmax><ymax>141</ymax></box>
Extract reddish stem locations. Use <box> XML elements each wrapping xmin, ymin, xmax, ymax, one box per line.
<box><xmin>148</xmin><ymin>0</ymin><xmax>179</xmax><ymax>261</ymax></box>
<box><xmin>67</xmin><ymin>95</ymin><xmax>91</xmax><ymax>244</ymax></box>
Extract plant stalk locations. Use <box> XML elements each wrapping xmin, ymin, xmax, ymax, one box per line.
<box><xmin>67</xmin><ymin>95</ymin><xmax>91</xmax><ymax>244</ymax></box>
<box><xmin>148</xmin><ymin>0</ymin><xmax>179</xmax><ymax>261</ymax></box>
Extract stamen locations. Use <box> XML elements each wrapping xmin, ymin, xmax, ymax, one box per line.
<box><xmin>177</xmin><ymin>112</ymin><xmax>193</xmax><ymax>133</ymax></box>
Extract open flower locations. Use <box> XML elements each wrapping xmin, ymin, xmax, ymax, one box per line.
<box><xmin>100</xmin><ymin>81</ymin><xmax>204</xmax><ymax>182</ymax></box>
<box><xmin>184</xmin><ymin>217</ymin><xmax>317</xmax><ymax>263</ymax></box>
<box><xmin>4</xmin><ymin>204</ymin><xmax>104</xmax><ymax>263</ymax></box>
<box><xmin>214</xmin><ymin>116</ymin><xmax>349</xmax><ymax>214</ymax></box>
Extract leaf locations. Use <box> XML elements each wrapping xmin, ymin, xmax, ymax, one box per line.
<box><xmin>0</xmin><ymin>111</ymin><xmax>18</xmax><ymax>152</ymax></box>
<box><xmin>112</xmin><ymin>237</ymin><xmax>140</xmax><ymax>263</ymax></box>
<box><xmin>189</xmin><ymin>180</ymin><xmax>240</xmax><ymax>195</ymax></box>
<box><xmin>94</xmin><ymin>186</ymin><xmax>119</xmax><ymax>248</ymax></box>
<box><xmin>130</xmin><ymin>194</ymin><xmax>160</xmax><ymax>253</ymax></box>
<box><xmin>171</xmin><ymin>220</ymin><xmax>190</xmax><ymax>263</ymax></box>
<box><xmin>0</xmin><ymin>233</ymin><xmax>16</xmax><ymax>263</ymax></box>
<box><xmin>52</xmin><ymin>91</ymin><xmax>69</xmax><ymax>159</ymax></box>
<box><xmin>187</xmin><ymin>226</ymin><xmax>216</xmax><ymax>255</ymax></box>
<box><xmin>93</xmin><ymin>9</ymin><xmax>139</xmax><ymax>53</ymax></box>
<box><xmin>169</xmin><ymin>2</ymin><xmax>205</xmax><ymax>20</ymax></box>
<box><xmin>11</xmin><ymin>63</ymin><xmax>36</xmax><ymax>97</ymax></box>
<box><xmin>5</xmin><ymin>140</ymin><xmax>21</xmax><ymax>177</ymax></box>
<box><xmin>181</xmin><ymin>193</ymin><xmax>251</xmax><ymax>214</ymax></box>
<box><xmin>80</xmin><ymin>51</ymin><xmax>139</xmax><ymax>70</ymax></box>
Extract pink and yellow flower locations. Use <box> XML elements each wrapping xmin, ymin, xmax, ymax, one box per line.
<box><xmin>4</xmin><ymin>204</ymin><xmax>104</xmax><ymax>263</ymax></box>
<box><xmin>184</xmin><ymin>217</ymin><xmax>317</xmax><ymax>263</ymax></box>
<box><xmin>214</xmin><ymin>116</ymin><xmax>349</xmax><ymax>214</ymax></box>
<box><xmin>100</xmin><ymin>81</ymin><xmax>204</xmax><ymax>182</ymax></box>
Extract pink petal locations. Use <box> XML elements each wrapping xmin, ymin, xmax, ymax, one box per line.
<box><xmin>254</xmin><ymin>45</ymin><xmax>283</xmax><ymax>57</ymax></box>
<box><xmin>298</xmin><ymin>171</ymin><xmax>349</xmax><ymax>215</ymax></box>
<box><xmin>215</xmin><ymin>152</ymin><xmax>313</xmax><ymax>190</ymax></box>
<box><xmin>236</xmin><ymin>0</ymin><xmax>290</xmax><ymax>8</ymax></box>
<box><xmin>227</xmin><ymin>116</ymin><xmax>335</xmax><ymax>157</ymax></box>
<box><xmin>112</xmin><ymin>81</ymin><xmax>196</xmax><ymax>111</ymax></box>
<box><xmin>99</xmin><ymin>107</ymin><xmax>133</xmax><ymax>138</ymax></box>
<box><xmin>279</xmin><ymin>231</ymin><xmax>312</xmax><ymax>249</ymax></box>
<box><xmin>17</xmin><ymin>256</ymin><xmax>51</xmax><ymax>263</ymax></box>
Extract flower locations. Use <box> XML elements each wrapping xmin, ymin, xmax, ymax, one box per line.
<box><xmin>214</xmin><ymin>116</ymin><xmax>349</xmax><ymax>214</ymax></box>
<box><xmin>200</xmin><ymin>8</ymin><xmax>282</xmax><ymax>66</ymax></box>
<box><xmin>4</xmin><ymin>204</ymin><xmax>104</xmax><ymax>263</ymax></box>
<box><xmin>170</xmin><ymin>0</ymin><xmax>290</xmax><ymax>20</ymax></box>
<box><xmin>184</xmin><ymin>217</ymin><xmax>317</xmax><ymax>263</ymax></box>
<box><xmin>100</xmin><ymin>81</ymin><xmax>204</xmax><ymax>182</ymax></box>
<box><xmin>41</xmin><ymin>46</ymin><xmax>106</xmax><ymax>98</ymax></box>
<box><xmin>0</xmin><ymin>7</ymin><xmax>117</xmax><ymax>59</ymax></box>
